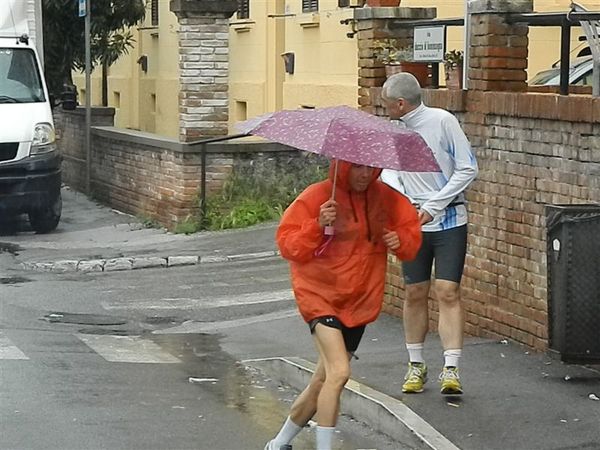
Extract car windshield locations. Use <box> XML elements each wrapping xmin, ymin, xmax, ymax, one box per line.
<box><xmin>0</xmin><ymin>47</ymin><xmax>45</xmax><ymax>103</ymax></box>
<box><xmin>529</xmin><ymin>69</ymin><xmax>560</xmax><ymax>85</ymax></box>
<box><xmin>529</xmin><ymin>57</ymin><xmax>593</xmax><ymax>86</ymax></box>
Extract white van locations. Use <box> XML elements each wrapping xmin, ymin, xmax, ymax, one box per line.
<box><xmin>0</xmin><ymin>2</ymin><xmax>61</xmax><ymax>233</ymax></box>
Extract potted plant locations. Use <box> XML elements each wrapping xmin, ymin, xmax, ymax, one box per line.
<box><xmin>367</xmin><ymin>0</ymin><xmax>401</xmax><ymax>6</ymax></box>
<box><xmin>444</xmin><ymin>49</ymin><xmax>464</xmax><ymax>89</ymax></box>
<box><xmin>373</xmin><ymin>39</ymin><xmax>430</xmax><ymax>87</ymax></box>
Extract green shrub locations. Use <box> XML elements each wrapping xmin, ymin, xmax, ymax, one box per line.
<box><xmin>196</xmin><ymin>159</ymin><xmax>327</xmax><ymax>232</ymax></box>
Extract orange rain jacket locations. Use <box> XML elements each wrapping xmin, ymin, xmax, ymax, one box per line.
<box><xmin>276</xmin><ymin>160</ymin><xmax>422</xmax><ymax>328</ymax></box>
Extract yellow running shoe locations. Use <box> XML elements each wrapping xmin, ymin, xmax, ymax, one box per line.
<box><xmin>402</xmin><ymin>362</ymin><xmax>428</xmax><ymax>393</ymax></box>
<box><xmin>439</xmin><ymin>366</ymin><xmax>463</xmax><ymax>395</ymax></box>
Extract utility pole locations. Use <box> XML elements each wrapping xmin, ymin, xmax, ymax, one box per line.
<box><xmin>80</xmin><ymin>0</ymin><xmax>92</xmax><ymax>194</ymax></box>
<box><xmin>463</xmin><ymin>0</ymin><xmax>470</xmax><ymax>90</ymax></box>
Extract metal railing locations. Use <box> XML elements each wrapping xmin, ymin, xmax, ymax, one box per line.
<box><xmin>186</xmin><ymin>133</ymin><xmax>248</xmax><ymax>222</ymax></box>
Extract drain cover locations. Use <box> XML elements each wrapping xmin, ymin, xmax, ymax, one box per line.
<box><xmin>43</xmin><ymin>312</ymin><xmax>127</xmax><ymax>326</ymax></box>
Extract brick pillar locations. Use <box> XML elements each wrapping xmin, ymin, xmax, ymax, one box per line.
<box><xmin>468</xmin><ymin>0</ymin><xmax>533</xmax><ymax>92</ymax></box>
<box><xmin>170</xmin><ymin>0</ymin><xmax>238</xmax><ymax>142</ymax></box>
<box><xmin>354</xmin><ymin>7</ymin><xmax>436</xmax><ymax>116</ymax></box>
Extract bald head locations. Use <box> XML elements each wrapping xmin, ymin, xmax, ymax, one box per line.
<box><xmin>382</xmin><ymin>72</ymin><xmax>422</xmax><ymax>107</ymax></box>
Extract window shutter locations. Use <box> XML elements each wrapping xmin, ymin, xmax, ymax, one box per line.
<box><xmin>302</xmin><ymin>0</ymin><xmax>319</xmax><ymax>13</ymax></box>
<box><xmin>151</xmin><ymin>0</ymin><xmax>159</xmax><ymax>26</ymax></box>
<box><xmin>237</xmin><ymin>0</ymin><xmax>250</xmax><ymax>19</ymax></box>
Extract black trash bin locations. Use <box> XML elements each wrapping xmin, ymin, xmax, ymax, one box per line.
<box><xmin>546</xmin><ymin>204</ymin><xmax>600</xmax><ymax>363</ymax></box>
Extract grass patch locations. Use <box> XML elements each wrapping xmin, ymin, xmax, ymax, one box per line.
<box><xmin>174</xmin><ymin>158</ymin><xmax>327</xmax><ymax>233</ymax></box>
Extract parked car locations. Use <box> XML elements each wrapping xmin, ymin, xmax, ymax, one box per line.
<box><xmin>529</xmin><ymin>56</ymin><xmax>594</xmax><ymax>86</ymax></box>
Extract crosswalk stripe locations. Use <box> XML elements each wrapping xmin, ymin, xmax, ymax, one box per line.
<box><xmin>0</xmin><ymin>332</ymin><xmax>29</xmax><ymax>360</ymax></box>
<box><xmin>154</xmin><ymin>308</ymin><xmax>298</xmax><ymax>335</ymax></box>
<box><xmin>77</xmin><ymin>334</ymin><xmax>180</xmax><ymax>363</ymax></box>
<box><xmin>102</xmin><ymin>289</ymin><xmax>294</xmax><ymax>311</ymax></box>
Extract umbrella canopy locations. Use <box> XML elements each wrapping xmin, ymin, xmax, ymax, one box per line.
<box><xmin>236</xmin><ymin>105</ymin><xmax>440</xmax><ymax>172</ymax></box>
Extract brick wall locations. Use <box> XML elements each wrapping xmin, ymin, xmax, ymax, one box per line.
<box><xmin>177</xmin><ymin>16</ymin><xmax>230</xmax><ymax>141</ymax></box>
<box><xmin>170</xmin><ymin>0</ymin><xmax>238</xmax><ymax>143</ymax></box>
<box><xmin>383</xmin><ymin>90</ymin><xmax>600</xmax><ymax>350</ymax></box>
<box><xmin>54</xmin><ymin>109</ymin><xmax>319</xmax><ymax>229</ymax></box>
<box><xmin>55</xmin><ymin>107</ymin><xmax>116</xmax><ymax>193</ymax></box>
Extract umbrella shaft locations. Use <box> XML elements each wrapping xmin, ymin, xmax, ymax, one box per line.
<box><xmin>331</xmin><ymin>159</ymin><xmax>338</xmax><ymax>201</ymax></box>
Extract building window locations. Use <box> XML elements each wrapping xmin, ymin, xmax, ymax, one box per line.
<box><xmin>237</xmin><ymin>0</ymin><xmax>250</xmax><ymax>19</ymax></box>
<box><xmin>302</xmin><ymin>0</ymin><xmax>318</xmax><ymax>13</ymax></box>
<box><xmin>151</xmin><ymin>0</ymin><xmax>159</xmax><ymax>26</ymax></box>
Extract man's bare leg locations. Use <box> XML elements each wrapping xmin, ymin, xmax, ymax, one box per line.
<box><xmin>403</xmin><ymin>281</ymin><xmax>431</xmax><ymax>344</ymax></box>
<box><xmin>435</xmin><ymin>279</ymin><xmax>464</xmax><ymax>350</ymax></box>
<box><xmin>289</xmin><ymin>359</ymin><xmax>325</xmax><ymax>426</ymax></box>
<box><xmin>312</xmin><ymin>324</ymin><xmax>351</xmax><ymax>427</ymax></box>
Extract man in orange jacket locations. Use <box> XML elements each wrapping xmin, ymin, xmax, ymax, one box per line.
<box><xmin>264</xmin><ymin>160</ymin><xmax>422</xmax><ymax>450</ymax></box>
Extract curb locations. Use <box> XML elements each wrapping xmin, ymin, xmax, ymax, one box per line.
<box><xmin>20</xmin><ymin>250</ymin><xmax>280</xmax><ymax>273</ymax></box>
<box><xmin>243</xmin><ymin>356</ymin><xmax>460</xmax><ymax>450</ymax></box>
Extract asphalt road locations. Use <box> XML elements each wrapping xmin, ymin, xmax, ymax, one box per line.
<box><xmin>0</xmin><ymin>189</ymin><xmax>403</xmax><ymax>450</ymax></box>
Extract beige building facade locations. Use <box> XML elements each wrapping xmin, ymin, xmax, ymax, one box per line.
<box><xmin>73</xmin><ymin>0</ymin><xmax>598</xmax><ymax>138</ymax></box>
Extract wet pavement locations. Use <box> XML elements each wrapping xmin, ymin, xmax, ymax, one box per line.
<box><xmin>2</xmin><ymin>187</ymin><xmax>599</xmax><ymax>450</ymax></box>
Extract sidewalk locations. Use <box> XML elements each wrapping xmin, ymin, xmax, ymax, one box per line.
<box><xmin>1</xmin><ymin>188</ymin><xmax>280</xmax><ymax>273</ymax></box>
<box><xmin>236</xmin><ymin>314</ymin><xmax>600</xmax><ymax>450</ymax></box>
<box><xmin>3</xmin><ymin>188</ymin><xmax>600</xmax><ymax>449</ymax></box>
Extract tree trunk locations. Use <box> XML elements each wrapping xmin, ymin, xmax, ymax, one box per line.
<box><xmin>101</xmin><ymin>61</ymin><xmax>108</xmax><ymax>107</ymax></box>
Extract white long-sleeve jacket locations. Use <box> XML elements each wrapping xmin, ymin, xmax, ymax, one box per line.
<box><xmin>381</xmin><ymin>103</ymin><xmax>478</xmax><ymax>232</ymax></box>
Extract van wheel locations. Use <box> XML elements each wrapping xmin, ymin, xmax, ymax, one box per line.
<box><xmin>29</xmin><ymin>194</ymin><xmax>62</xmax><ymax>233</ymax></box>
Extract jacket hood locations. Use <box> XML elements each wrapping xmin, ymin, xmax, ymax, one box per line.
<box><xmin>328</xmin><ymin>160</ymin><xmax>382</xmax><ymax>193</ymax></box>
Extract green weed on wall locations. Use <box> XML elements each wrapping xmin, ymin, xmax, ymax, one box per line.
<box><xmin>175</xmin><ymin>154</ymin><xmax>328</xmax><ymax>234</ymax></box>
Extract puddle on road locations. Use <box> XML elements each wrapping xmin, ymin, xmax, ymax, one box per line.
<box><xmin>0</xmin><ymin>242</ymin><xmax>21</xmax><ymax>254</ymax></box>
<box><xmin>77</xmin><ymin>328</ymin><xmax>133</xmax><ymax>336</ymax></box>
<box><xmin>152</xmin><ymin>333</ymin><xmax>397</xmax><ymax>450</ymax></box>
<box><xmin>0</xmin><ymin>276</ymin><xmax>31</xmax><ymax>285</ymax></box>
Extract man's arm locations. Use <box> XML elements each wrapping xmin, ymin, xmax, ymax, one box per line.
<box><xmin>420</xmin><ymin>114</ymin><xmax>478</xmax><ymax>219</ymax></box>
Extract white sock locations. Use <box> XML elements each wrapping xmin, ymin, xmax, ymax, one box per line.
<box><xmin>406</xmin><ymin>342</ymin><xmax>425</xmax><ymax>364</ymax></box>
<box><xmin>272</xmin><ymin>416</ymin><xmax>303</xmax><ymax>448</ymax></box>
<box><xmin>316</xmin><ymin>426</ymin><xmax>335</xmax><ymax>450</ymax></box>
<box><xmin>443</xmin><ymin>349</ymin><xmax>462</xmax><ymax>368</ymax></box>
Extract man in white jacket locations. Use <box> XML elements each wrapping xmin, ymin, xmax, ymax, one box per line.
<box><xmin>381</xmin><ymin>72</ymin><xmax>478</xmax><ymax>395</ymax></box>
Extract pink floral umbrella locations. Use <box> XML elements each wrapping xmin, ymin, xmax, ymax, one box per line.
<box><xmin>236</xmin><ymin>105</ymin><xmax>440</xmax><ymax>172</ymax></box>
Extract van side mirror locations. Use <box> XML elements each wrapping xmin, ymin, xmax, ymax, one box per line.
<box><xmin>49</xmin><ymin>93</ymin><xmax>56</xmax><ymax>109</ymax></box>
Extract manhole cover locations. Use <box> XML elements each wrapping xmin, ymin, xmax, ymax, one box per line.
<box><xmin>0</xmin><ymin>276</ymin><xmax>31</xmax><ymax>285</ymax></box>
<box><xmin>42</xmin><ymin>312</ymin><xmax>127</xmax><ymax>326</ymax></box>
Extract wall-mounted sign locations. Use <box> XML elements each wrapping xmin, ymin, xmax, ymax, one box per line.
<box><xmin>414</xmin><ymin>26</ymin><xmax>446</xmax><ymax>62</ymax></box>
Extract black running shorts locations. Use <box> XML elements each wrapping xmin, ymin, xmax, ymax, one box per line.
<box><xmin>402</xmin><ymin>224</ymin><xmax>468</xmax><ymax>285</ymax></box>
<box><xmin>309</xmin><ymin>316</ymin><xmax>366</xmax><ymax>353</ymax></box>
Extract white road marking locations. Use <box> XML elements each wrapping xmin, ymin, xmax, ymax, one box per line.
<box><xmin>102</xmin><ymin>289</ymin><xmax>294</xmax><ymax>311</ymax></box>
<box><xmin>77</xmin><ymin>334</ymin><xmax>180</xmax><ymax>363</ymax></box>
<box><xmin>154</xmin><ymin>308</ymin><xmax>298</xmax><ymax>334</ymax></box>
<box><xmin>0</xmin><ymin>332</ymin><xmax>28</xmax><ymax>360</ymax></box>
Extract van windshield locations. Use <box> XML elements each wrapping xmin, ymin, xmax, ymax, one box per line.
<box><xmin>0</xmin><ymin>47</ymin><xmax>45</xmax><ymax>103</ymax></box>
